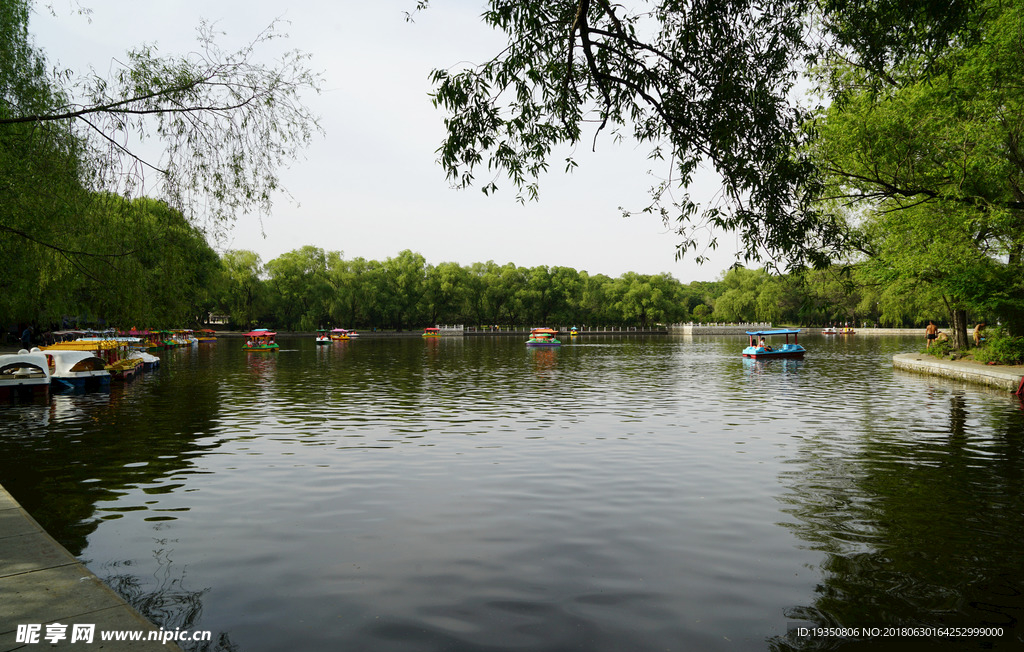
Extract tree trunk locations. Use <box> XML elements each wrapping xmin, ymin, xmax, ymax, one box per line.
<box><xmin>950</xmin><ymin>308</ymin><xmax>969</xmax><ymax>349</ymax></box>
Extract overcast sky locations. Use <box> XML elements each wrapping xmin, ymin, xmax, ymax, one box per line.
<box><xmin>30</xmin><ymin>1</ymin><xmax>740</xmax><ymax>281</ymax></box>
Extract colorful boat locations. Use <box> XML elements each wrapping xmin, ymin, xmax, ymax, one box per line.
<box><xmin>106</xmin><ymin>356</ymin><xmax>144</xmax><ymax>381</ymax></box>
<box><xmin>822</xmin><ymin>326</ymin><xmax>837</xmax><ymax>335</ymax></box>
<box><xmin>422</xmin><ymin>327</ymin><xmax>441</xmax><ymax>338</ymax></box>
<box><xmin>0</xmin><ymin>349</ymin><xmax>51</xmax><ymax>400</ymax></box>
<box><xmin>171</xmin><ymin>329</ymin><xmax>198</xmax><ymax>347</ymax></box>
<box><xmin>45</xmin><ymin>349</ymin><xmax>111</xmax><ymax>391</ymax></box>
<box><xmin>244</xmin><ymin>330</ymin><xmax>279</xmax><ymax>351</ymax></box>
<box><xmin>315</xmin><ymin>329</ymin><xmax>331</xmax><ymax>345</ymax></box>
<box><xmin>128</xmin><ymin>350</ymin><xmax>161</xmax><ymax>370</ymax></box>
<box><xmin>330</xmin><ymin>328</ymin><xmax>351</xmax><ymax>341</ymax></box>
<box><xmin>839</xmin><ymin>327</ymin><xmax>856</xmax><ymax>335</ymax></box>
<box><xmin>743</xmin><ymin>329</ymin><xmax>806</xmax><ymax>359</ymax></box>
<box><xmin>197</xmin><ymin>329</ymin><xmax>218</xmax><ymax>343</ymax></box>
<box><xmin>526</xmin><ymin>328</ymin><xmax>561</xmax><ymax>347</ymax></box>
<box><xmin>43</xmin><ymin>337</ymin><xmax>144</xmax><ymax>380</ymax></box>
<box><xmin>570</xmin><ymin>327</ymin><xmax>579</xmax><ymax>338</ymax></box>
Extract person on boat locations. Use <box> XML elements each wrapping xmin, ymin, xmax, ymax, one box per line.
<box><xmin>758</xmin><ymin>337</ymin><xmax>772</xmax><ymax>352</ymax></box>
<box><xmin>925</xmin><ymin>321</ymin><xmax>938</xmax><ymax>348</ymax></box>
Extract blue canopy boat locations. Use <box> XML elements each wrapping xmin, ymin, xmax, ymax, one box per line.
<box><xmin>742</xmin><ymin>329</ymin><xmax>806</xmax><ymax>359</ymax></box>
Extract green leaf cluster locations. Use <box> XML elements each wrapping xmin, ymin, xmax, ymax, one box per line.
<box><xmin>811</xmin><ymin>0</ymin><xmax>1024</xmax><ymax>343</ymax></box>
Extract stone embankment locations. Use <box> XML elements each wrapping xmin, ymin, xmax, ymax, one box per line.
<box><xmin>893</xmin><ymin>353</ymin><xmax>1024</xmax><ymax>393</ymax></box>
<box><xmin>0</xmin><ymin>484</ymin><xmax>183</xmax><ymax>651</ymax></box>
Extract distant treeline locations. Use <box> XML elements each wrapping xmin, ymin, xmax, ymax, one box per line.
<box><xmin>2</xmin><ymin>188</ymin><xmax>995</xmax><ymax>335</ymax></box>
<box><xmin>4</xmin><ymin>193</ymin><xmax>977</xmax><ymax>334</ymax></box>
<box><xmin>210</xmin><ymin>246</ymin><xmax>947</xmax><ymax>332</ymax></box>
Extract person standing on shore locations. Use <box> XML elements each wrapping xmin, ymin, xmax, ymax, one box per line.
<box><xmin>973</xmin><ymin>322</ymin><xmax>986</xmax><ymax>346</ymax></box>
<box><xmin>925</xmin><ymin>321</ymin><xmax>938</xmax><ymax>348</ymax></box>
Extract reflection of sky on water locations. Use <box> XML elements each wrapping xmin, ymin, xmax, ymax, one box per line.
<box><xmin>2</xmin><ymin>335</ymin><xmax>1022</xmax><ymax>651</ymax></box>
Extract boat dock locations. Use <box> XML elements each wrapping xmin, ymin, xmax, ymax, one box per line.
<box><xmin>0</xmin><ymin>483</ymin><xmax>183</xmax><ymax>651</ymax></box>
<box><xmin>893</xmin><ymin>353</ymin><xmax>1024</xmax><ymax>393</ymax></box>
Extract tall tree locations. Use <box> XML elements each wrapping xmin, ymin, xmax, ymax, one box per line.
<box><xmin>812</xmin><ymin>0</ymin><xmax>1024</xmax><ymax>343</ymax></box>
<box><xmin>264</xmin><ymin>246</ymin><xmax>330</xmax><ymax>330</ymax></box>
<box><xmin>216</xmin><ymin>249</ymin><xmax>265</xmax><ymax>329</ymax></box>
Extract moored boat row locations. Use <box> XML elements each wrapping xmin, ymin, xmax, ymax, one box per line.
<box><xmin>0</xmin><ymin>327</ymin><xmax>211</xmax><ymax>400</ymax></box>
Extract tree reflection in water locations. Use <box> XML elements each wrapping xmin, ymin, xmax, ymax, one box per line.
<box><xmin>770</xmin><ymin>392</ymin><xmax>1024</xmax><ymax>651</ymax></box>
<box><xmin>103</xmin><ymin>544</ymin><xmax>239</xmax><ymax>652</ymax></box>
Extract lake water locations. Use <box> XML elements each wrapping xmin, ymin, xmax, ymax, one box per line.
<box><xmin>2</xmin><ymin>334</ymin><xmax>1022</xmax><ymax>651</ymax></box>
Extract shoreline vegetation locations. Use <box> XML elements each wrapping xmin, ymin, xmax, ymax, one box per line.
<box><xmin>6</xmin><ymin>246</ymin><xmax>1003</xmax><ymax>342</ymax></box>
<box><xmin>4</xmin><ymin>2</ymin><xmax>1023</xmax><ymax>373</ymax></box>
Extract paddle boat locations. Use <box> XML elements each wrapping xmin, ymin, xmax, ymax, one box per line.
<box><xmin>743</xmin><ymin>329</ymin><xmax>806</xmax><ymax>359</ymax></box>
<box><xmin>197</xmin><ymin>329</ymin><xmax>218</xmax><ymax>344</ymax></box>
<box><xmin>0</xmin><ymin>349</ymin><xmax>51</xmax><ymax>400</ymax></box>
<box><xmin>526</xmin><ymin>328</ymin><xmax>561</xmax><ymax>347</ymax></box>
<box><xmin>839</xmin><ymin>326</ymin><xmax>856</xmax><ymax>335</ymax></box>
<box><xmin>244</xmin><ymin>329</ymin><xmax>279</xmax><ymax>351</ymax></box>
<box><xmin>822</xmin><ymin>326</ymin><xmax>837</xmax><ymax>335</ymax></box>
<box><xmin>128</xmin><ymin>350</ymin><xmax>161</xmax><ymax>370</ymax></box>
<box><xmin>422</xmin><ymin>327</ymin><xmax>441</xmax><ymax>338</ymax></box>
<box><xmin>570</xmin><ymin>327</ymin><xmax>579</xmax><ymax>338</ymax></box>
<box><xmin>315</xmin><ymin>329</ymin><xmax>332</xmax><ymax>345</ymax></box>
<box><xmin>330</xmin><ymin>328</ymin><xmax>351</xmax><ymax>341</ymax></box>
<box><xmin>42</xmin><ymin>338</ymin><xmax>142</xmax><ymax>380</ymax></box>
<box><xmin>45</xmin><ymin>349</ymin><xmax>111</xmax><ymax>391</ymax></box>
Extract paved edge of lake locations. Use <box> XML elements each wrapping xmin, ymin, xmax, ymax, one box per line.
<box><xmin>892</xmin><ymin>353</ymin><xmax>1024</xmax><ymax>393</ymax></box>
<box><xmin>0</xmin><ymin>482</ymin><xmax>184</xmax><ymax>651</ymax></box>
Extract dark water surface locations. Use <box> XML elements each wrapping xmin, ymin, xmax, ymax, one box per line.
<box><xmin>2</xmin><ymin>335</ymin><xmax>1023</xmax><ymax>651</ymax></box>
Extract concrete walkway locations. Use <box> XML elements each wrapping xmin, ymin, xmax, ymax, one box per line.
<box><xmin>0</xmin><ymin>484</ymin><xmax>183</xmax><ymax>651</ymax></box>
<box><xmin>893</xmin><ymin>353</ymin><xmax>1024</xmax><ymax>393</ymax></box>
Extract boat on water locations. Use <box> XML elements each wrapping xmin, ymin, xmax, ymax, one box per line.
<box><xmin>197</xmin><ymin>329</ymin><xmax>218</xmax><ymax>343</ymax></box>
<box><xmin>244</xmin><ymin>329</ymin><xmax>279</xmax><ymax>351</ymax></box>
<box><xmin>315</xmin><ymin>329</ymin><xmax>332</xmax><ymax>345</ymax></box>
<box><xmin>742</xmin><ymin>329</ymin><xmax>806</xmax><ymax>359</ymax></box>
<box><xmin>45</xmin><ymin>349</ymin><xmax>111</xmax><ymax>391</ymax></box>
<box><xmin>42</xmin><ymin>338</ymin><xmax>144</xmax><ymax>380</ymax></box>
<box><xmin>171</xmin><ymin>329</ymin><xmax>198</xmax><ymax>347</ymax></box>
<box><xmin>106</xmin><ymin>357</ymin><xmax>144</xmax><ymax>380</ymax></box>
<box><xmin>330</xmin><ymin>328</ymin><xmax>351</xmax><ymax>341</ymax></box>
<box><xmin>422</xmin><ymin>327</ymin><xmax>441</xmax><ymax>338</ymax></box>
<box><xmin>570</xmin><ymin>327</ymin><xmax>579</xmax><ymax>338</ymax></box>
<box><xmin>0</xmin><ymin>349</ymin><xmax>51</xmax><ymax>400</ymax></box>
<box><xmin>526</xmin><ymin>328</ymin><xmax>561</xmax><ymax>347</ymax></box>
<box><xmin>823</xmin><ymin>325</ymin><xmax>854</xmax><ymax>335</ymax></box>
<box><xmin>128</xmin><ymin>350</ymin><xmax>160</xmax><ymax>370</ymax></box>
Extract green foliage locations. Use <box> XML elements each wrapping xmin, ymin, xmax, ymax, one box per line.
<box><xmin>921</xmin><ymin>338</ymin><xmax>954</xmax><ymax>359</ymax></box>
<box><xmin>214</xmin><ymin>250</ymin><xmax>265</xmax><ymax>329</ymax></box>
<box><xmin>1</xmin><ymin>1</ymin><xmax>320</xmax><ymax>330</ymax></box>
<box><xmin>973</xmin><ymin>329</ymin><xmax>1024</xmax><ymax>365</ymax></box>
<box><xmin>811</xmin><ymin>0</ymin><xmax>1024</xmax><ymax>344</ymax></box>
<box><xmin>427</xmin><ymin>0</ymin><xmax>851</xmax><ymax>268</ymax></box>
